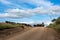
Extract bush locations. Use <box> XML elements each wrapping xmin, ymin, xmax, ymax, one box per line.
<box><xmin>0</xmin><ymin>23</ymin><xmax>24</xmax><ymax>30</ymax></box>
<box><xmin>47</xmin><ymin>17</ymin><xmax>60</xmax><ymax>33</ymax></box>
<box><xmin>0</xmin><ymin>23</ymin><xmax>14</xmax><ymax>30</ymax></box>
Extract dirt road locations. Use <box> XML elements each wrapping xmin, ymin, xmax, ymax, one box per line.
<box><xmin>6</xmin><ymin>27</ymin><xmax>57</xmax><ymax>40</ymax></box>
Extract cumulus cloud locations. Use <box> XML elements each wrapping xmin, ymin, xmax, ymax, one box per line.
<box><xmin>0</xmin><ymin>5</ymin><xmax>60</xmax><ymax>18</ymax></box>
<box><xmin>0</xmin><ymin>0</ymin><xmax>60</xmax><ymax>18</ymax></box>
<box><xmin>35</xmin><ymin>6</ymin><xmax>60</xmax><ymax>14</ymax></box>
<box><xmin>0</xmin><ymin>9</ymin><xmax>35</xmax><ymax>18</ymax></box>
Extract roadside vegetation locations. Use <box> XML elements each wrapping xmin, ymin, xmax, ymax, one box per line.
<box><xmin>34</xmin><ymin>22</ymin><xmax>45</xmax><ymax>27</ymax></box>
<box><xmin>0</xmin><ymin>21</ymin><xmax>23</xmax><ymax>30</ymax></box>
<box><xmin>0</xmin><ymin>21</ymin><xmax>32</xmax><ymax>39</ymax></box>
<box><xmin>0</xmin><ymin>21</ymin><xmax>32</xmax><ymax>30</ymax></box>
<box><xmin>47</xmin><ymin>17</ymin><xmax>60</xmax><ymax>33</ymax></box>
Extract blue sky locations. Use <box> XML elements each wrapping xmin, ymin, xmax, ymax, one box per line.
<box><xmin>0</xmin><ymin>0</ymin><xmax>60</xmax><ymax>25</ymax></box>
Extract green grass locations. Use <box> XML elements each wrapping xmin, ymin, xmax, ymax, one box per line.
<box><xmin>0</xmin><ymin>23</ymin><xmax>24</xmax><ymax>30</ymax></box>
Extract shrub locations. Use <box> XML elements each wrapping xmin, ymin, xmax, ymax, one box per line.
<box><xmin>47</xmin><ymin>17</ymin><xmax>60</xmax><ymax>33</ymax></box>
<box><xmin>0</xmin><ymin>23</ymin><xmax>24</xmax><ymax>30</ymax></box>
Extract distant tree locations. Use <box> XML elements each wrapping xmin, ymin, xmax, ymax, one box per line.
<box><xmin>56</xmin><ymin>17</ymin><xmax>60</xmax><ymax>24</ymax></box>
<box><xmin>5</xmin><ymin>21</ymin><xmax>10</xmax><ymax>23</ymax></box>
<box><xmin>34</xmin><ymin>25</ymin><xmax>36</xmax><ymax>27</ymax></box>
<box><xmin>21</xmin><ymin>23</ymin><xmax>32</xmax><ymax>27</ymax></box>
<box><xmin>5</xmin><ymin>21</ymin><xmax>15</xmax><ymax>24</ymax></box>
<box><xmin>41</xmin><ymin>22</ymin><xmax>45</xmax><ymax>27</ymax></box>
<box><xmin>52</xmin><ymin>19</ymin><xmax>56</xmax><ymax>22</ymax></box>
<box><xmin>34</xmin><ymin>22</ymin><xmax>45</xmax><ymax>27</ymax></box>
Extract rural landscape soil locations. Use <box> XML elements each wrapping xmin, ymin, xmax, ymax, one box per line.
<box><xmin>3</xmin><ymin>27</ymin><xmax>58</xmax><ymax>40</ymax></box>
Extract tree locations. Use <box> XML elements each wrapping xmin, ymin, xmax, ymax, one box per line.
<box><xmin>47</xmin><ymin>17</ymin><xmax>60</xmax><ymax>32</ymax></box>
<box><xmin>5</xmin><ymin>21</ymin><xmax>15</xmax><ymax>24</ymax></box>
<box><xmin>52</xmin><ymin>19</ymin><xmax>56</xmax><ymax>22</ymax></box>
<box><xmin>56</xmin><ymin>17</ymin><xmax>60</xmax><ymax>24</ymax></box>
<box><xmin>34</xmin><ymin>22</ymin><xmax>45</xmax><ymax>27</ymax></box>
<box><xmin>5</xmin><ymin>21</ymin><xmax>10</xmax><ymax>23</ymax></box>
<box><xmin>41</xmin><ymin>22</ymin><xmax>45</xmax><ymax>27</ymax></box>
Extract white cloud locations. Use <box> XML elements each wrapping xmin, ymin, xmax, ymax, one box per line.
<box><xmin>43</xmin><ymin>21</ymin><xmax>51</xmax><ymax>25</ymax></box>
<box><xmin>0</xmin><ymin>9</ymin><xmax>36</xmax><ymax>18</ymax></box>
<box><xmin>28</xmin><ymin>0</ymin><xmax>53</xmax><ymax>7</ymax></box>
<box><xmin>0</xmin><ymin>0</ymin><xmax>60</xmax><ymax>25</ymax></box>
<box><xmin>0</xmin><ymin>0</ymin><xmax>54</xmax><ymax>9</ymax></box>
<box><xmin>0</xmin><ymin>0</ymin><xmax>23</xmax><ymax>8</ymax></box>
<box><xmin>0</xmin><ymin>0</ymin><xmax>12</xmax><ymax>5</ymax></box>
<box><xmin>0</xmin><ymin>5</ymin><xmax>60</xmax><ymax>18</ymax></box>
<box><xmin>17</xmin><ymin>0</ymin><xmax>60</xmax><ymax>15</ymax></box>
<box><xmin>19</xmin><ymin>21</ymin><xmax>34</xmax><ymax>24</ymax></box>
<box><xmin>34</xmin><ymin>6</ymin><xmax>60</xmax><ymax>15</ymax></box>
